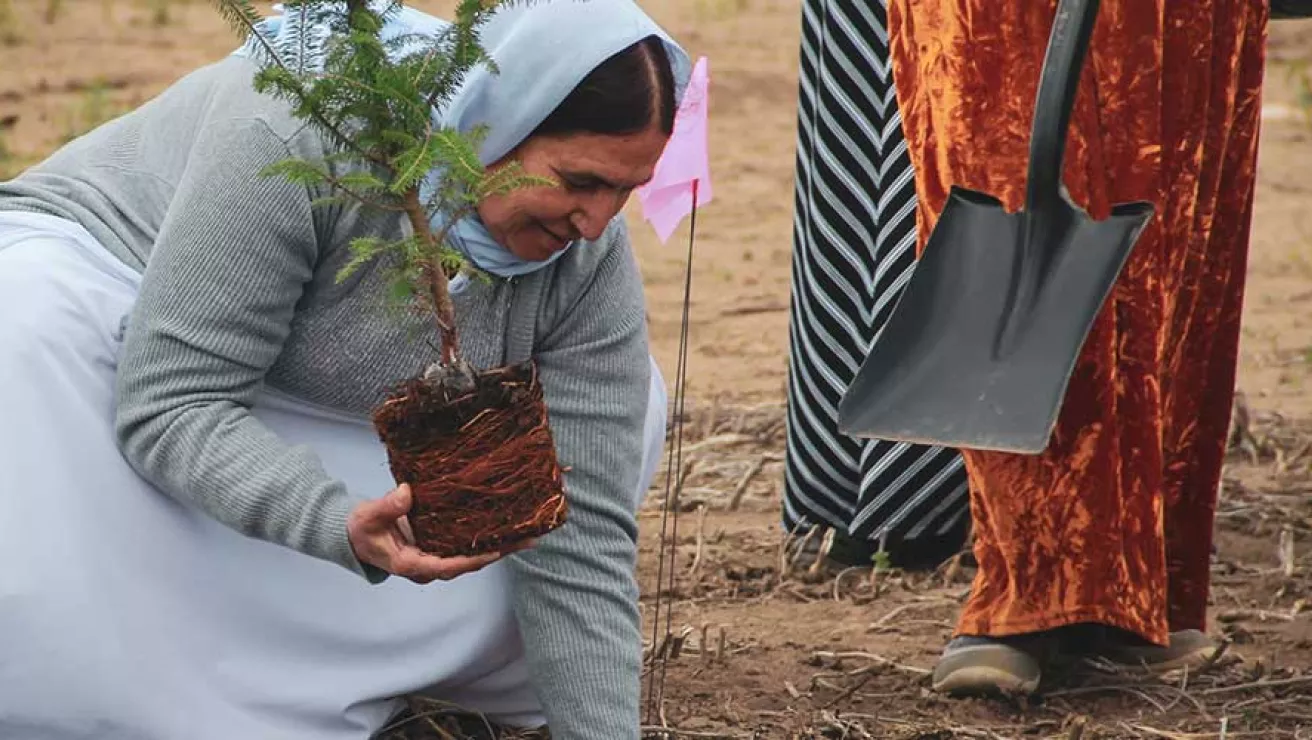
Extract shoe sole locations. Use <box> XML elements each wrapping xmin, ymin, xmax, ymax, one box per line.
<box><xmin>931</xmin><ymin>645</ymin><xmax>1042</xmax><ymax>696</ymax></box>
<box><xmin>1105</xmin><ymin>643</ymin><xmax>1220</xmax><ymax>674</ymax></box>
<box><xmin>932</xmin><ymin>665</ymin><xmax>1040</xmax><ymax>695</ymax></box>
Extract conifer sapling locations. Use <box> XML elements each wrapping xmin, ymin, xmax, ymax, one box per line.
<box><xmin>212</xmin><ymin>0</ymin><xmax>570</xmax><ymax>557</ymax></box>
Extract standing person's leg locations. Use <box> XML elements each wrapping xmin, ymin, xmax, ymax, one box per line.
<box><xmin>784</xmin><ymin>0</ymin><xmax>970</xmax><ymax>573</ymax></box>
<box><xmin>886</xmin><ymin>0</ymin><xmax>1268</xmax><ymax>693</ymax></box>
<box><xmin>784</xmin><ymin>0</ymin><xmax>871</xmax><ymax>547</ymax></box>
<box><xmin>1115</xmin><ymin>0</ymin><xmax>1266</xmax><ymax>661</ymax></box>
<box><xmin>845</xmin><ymin>0</ymin><xmax>970</xmax><ymax>571</ymax></box>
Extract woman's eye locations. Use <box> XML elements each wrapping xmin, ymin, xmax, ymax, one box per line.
<box><xmin>563</xmin><ymin>177</ymin><xmax>599</xmax><ymax>192</ymax></box>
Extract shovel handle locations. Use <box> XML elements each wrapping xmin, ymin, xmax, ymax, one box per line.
<box><xmin>1023</xmin><ymin>0</ymin><xmax>1101</xmax><ymax>214</ymax></box>
<box><xmin>996</xmin><ymin>0</ymin><xmax>1102</xmax><ymax>359</ymax></box>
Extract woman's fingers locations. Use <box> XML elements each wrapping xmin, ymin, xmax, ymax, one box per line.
<box><xmin>349</xmin><ymin>483</ymin><xmax>412</xmax><ymax>533</ymax></box>
<box><xmin>348</xmin><ymin>483</ymin><xmax>545</xmax><ymax>584</ymax></box>
<box><xmin>389</xmin><ymin>549</ymin><xmax>504</xmax><ymax>584</ymax></box>
<box><xmin>379</xmin><ymin>482</ymin><xmax>412</xmax><ymax>521</ymax></box>
<box><xmin>396</xmin><ymin>511</ymin><xmax>417</xmax><ymax>546</ymax></box>
<box><xmin>390</xmin><ymin>537</ymin><xmax>542</xmax><ymax>583</ymax></box>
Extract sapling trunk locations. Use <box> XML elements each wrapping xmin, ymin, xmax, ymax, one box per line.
<box><xmin>401</xmin><ymin>186</ymin><xmax>460</xmax><ymax>367</ymax></box>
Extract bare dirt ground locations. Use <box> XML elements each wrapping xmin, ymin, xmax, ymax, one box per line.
<box><xmin>4</xmin><ymin>1</ymin><xmax>1312</xmax><ymax>738</ymax></box>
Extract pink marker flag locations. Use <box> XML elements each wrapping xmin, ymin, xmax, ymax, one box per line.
<box><xmin>636</xmin><ymin>55</ymin><xmax>712</xmax><ymax>243</ymax></box>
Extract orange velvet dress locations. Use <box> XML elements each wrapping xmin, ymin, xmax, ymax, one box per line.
<box><xmin>886</xmin><ymin>0</ymin><xmax>1269</xmax><ymax>646</ymax></box>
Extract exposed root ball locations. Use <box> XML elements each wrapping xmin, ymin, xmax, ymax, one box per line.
<box><xmin>373</xmin><ymin>360</ymin><xmax>567</xmax><ymax>557</ymax></box>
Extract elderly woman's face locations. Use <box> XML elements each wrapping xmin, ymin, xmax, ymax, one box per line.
<box><xmin>477</xmin><ymin>124</ymin><xmax>669</xmax><ymax>261</ymax></box>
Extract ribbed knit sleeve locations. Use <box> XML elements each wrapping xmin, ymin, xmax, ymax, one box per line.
<box><xmin>507</xmin><ymin>221</ymin><xmax>651</xmax><ymax>740</ymax></box>
<box><xmin>113</xmin><ymin>115</ymin><xmax>372</xmax><ymax>580</ymax></box>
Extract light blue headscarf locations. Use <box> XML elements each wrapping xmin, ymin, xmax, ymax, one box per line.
<box><xmin>233</xmin><ymin>1</ymin><xmax>692</xmax><ymax>278</ymax></box>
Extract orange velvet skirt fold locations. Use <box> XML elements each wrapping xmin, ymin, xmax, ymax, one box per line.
<box><xmin>887</xmin><ymin>0</ymin><xmax>1268</xmax><ymax>646</ymax></box>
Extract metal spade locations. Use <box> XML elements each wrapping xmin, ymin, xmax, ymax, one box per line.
<box><xmin>837</xmin><ymin>0</ymin><xmax>1154</xmax><ymax>454</ymax></box>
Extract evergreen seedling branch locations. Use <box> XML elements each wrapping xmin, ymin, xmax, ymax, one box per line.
<box><xmin>213</xmin><ymin>0</ymin><xmax>547</xmax><ymax>369</ymax></box>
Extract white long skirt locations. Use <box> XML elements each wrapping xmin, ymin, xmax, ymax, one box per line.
<box><xmin>0</xmin><ymin>212</ymin><xmax>668</xmax><ymax>740</ymax></box>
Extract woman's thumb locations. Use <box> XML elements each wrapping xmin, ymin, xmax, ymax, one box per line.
<box><xmin>388</xmin><ymin>483</ymin><xmax>413</xmax><ymax>515</ymax></box>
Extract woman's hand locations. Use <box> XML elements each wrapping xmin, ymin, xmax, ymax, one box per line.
<box><xmin>347</xmin><ymin>483</ymin><xmax>532</xmax><ymax>583</ymax></box>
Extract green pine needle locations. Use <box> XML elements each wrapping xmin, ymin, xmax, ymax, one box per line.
<box><xmin>210</xmin><ymin>0</ymin><xmax>265</xmax><ymax>44</ymax></box>
<box><xmin>212</xmin><ymin>0</ymin><xmax>548</xmax><ymax>340</ymax></box>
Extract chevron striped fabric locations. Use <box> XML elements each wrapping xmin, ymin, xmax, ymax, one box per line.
<box><xmin>782</xmin><ymin>0</ymin><xmax>970</xmax><ymax>561</ymax></box>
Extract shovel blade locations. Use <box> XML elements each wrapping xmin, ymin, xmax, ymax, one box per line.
<box><xmin>837</xmin><ymin>186</ymin><xmax>1153</xmax><ymax>453</ymax></box>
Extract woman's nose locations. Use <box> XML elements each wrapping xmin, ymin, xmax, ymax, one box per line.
<box><xmin>570</xmin><ymin>190</ymin><xmax>629</xmax><ymax>241</ymax></box>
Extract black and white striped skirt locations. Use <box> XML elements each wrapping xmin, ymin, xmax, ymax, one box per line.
<box><xmin>783</xmin><ymin>0</ymin><xmax>971</xmax><ymax>553</ymax></box>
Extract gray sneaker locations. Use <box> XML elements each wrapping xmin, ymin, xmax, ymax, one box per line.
<box><xmin>931</xmin><ymin>634</ymin><xmax>1049</xmax><ymax>695</ymax></box>
<box><xmin>1095</xmin><ymin>628</ymin><xmax>1221</xmax><ymax>673</ymax></box>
